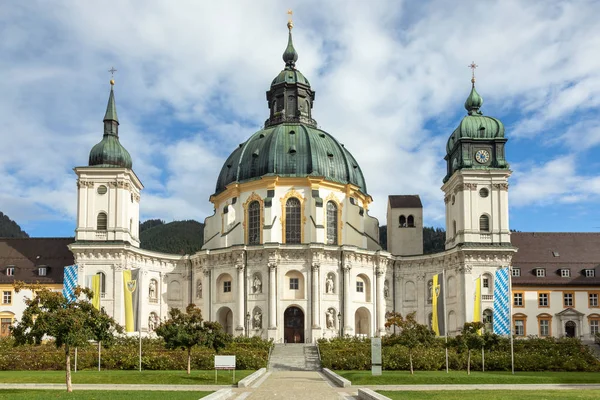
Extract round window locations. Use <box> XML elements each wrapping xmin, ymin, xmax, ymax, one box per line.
<box><xmin>479</xmin><ymin>188</ymin><xmax>489</xmax><ymax>198</ymax></box>
<box><xmin>97</xmin><ymin>185</ymin><xmax>107</xmax><ymax>195</ymax></box>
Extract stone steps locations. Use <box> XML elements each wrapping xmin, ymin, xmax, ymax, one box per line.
<box><xmin>268</xmin><ymin>344</ymin><xmax>321</xmax><ymax>371</ymax></box>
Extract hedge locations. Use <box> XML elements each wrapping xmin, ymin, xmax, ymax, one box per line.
<box><xmin>0</xmin><ymin>336</ymin><xmax>271</xmax><ymax>371</ymax></box>
<box><xmin>318</xmin><ymin>336</ymin><xmax>600</xmax><ymax>372</ymax></box>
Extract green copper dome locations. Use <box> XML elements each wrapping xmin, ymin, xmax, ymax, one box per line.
<box><xmin>215</xmin><ymin>123</ymin><xmax>367</xmax><ymax>195</ymax></box>
<box><xmin>89</xmin><ymin>84</ymin><xmax>133</xmax><ymax>169</ymax></box>
<box><xmin>214</xmin><ymin>22</ymin><xmax>367</xmax><ymax>196</ymax></box>
<box><xmin>446</xmin><ymin>84</ymin><xmax>505</xmax><ymax>154</ymax></box>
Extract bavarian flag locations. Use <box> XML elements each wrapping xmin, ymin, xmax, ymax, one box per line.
<box><xmin>123</xmin><ymin>269</ymin><xmax>139</xmax><ymax>332</ymax></box>
<box><xmin>431</xmin><ymin>273</ymin><xmax>446</xmax><ymax>336</ymax></box>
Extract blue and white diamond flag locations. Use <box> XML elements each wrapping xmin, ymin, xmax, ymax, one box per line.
<box><xmin>493</xmin><ymin>267</ymin><xmax>511</xmax><ymax>335</ymax></box>
<box><xmin>62</xmin><ymin>265</ymin><xmax>78</xmax><ymax>302</ymax></box>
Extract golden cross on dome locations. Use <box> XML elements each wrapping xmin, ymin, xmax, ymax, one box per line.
<box><xmin>287</xmin><ymin>9</ymin><xmax>293</xmax><ymax>30</ymax></box>
<box><xmin>468</xmin><ymin>61</ymin><xmax>478</xmax><ymax>84</ymax></box>
<box><xmin>108</xmin><ymin>66</ymin><xmax>117</xmax><ymax>85</ymax></box>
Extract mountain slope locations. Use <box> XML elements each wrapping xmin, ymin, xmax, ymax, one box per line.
<box><xmin>0</xmin><ymin>212</ymin><xmax>29</xmax><ymax>238</ymax></box>
<box><xmin>139</xmin><ymin>220</ymin><xmax>204</xmax><ymax>254</ymax></box>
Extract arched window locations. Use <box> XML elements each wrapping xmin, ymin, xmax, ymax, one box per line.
<box><xmin>97</xmin><ymin>212</ymin><xmax>107</xmax><ymax>231</ymax></box>
<box><xmin>247</xmin><ymin>201</ymin><xmax>260</xmax><ymax>245</ymax></box>
<box><xmin>399</xmin><ymin>215</ymin><xmax>406</xmax><ymax>227</ymax></box>
<box><xmin>326</xmin><ymin>201</ymin><xmax>338</xmax><ymax>245</ymax></box>
<box><xmin>479</xmin><ymin>214</ymin><xmax>490</xmax><ymax>232</ymax></box>
<box><xmin>453</xmin><ymin>220</ymin><xmax>457</xmax><ymax>237</ymax></box>
<box><xmin>96</xmin><ymin>272</ymin><xmax>106</xmax><ymax>297</ymax></box>
<box><xmin>285</xmin><ymin>197</ymin><xmax>301</xmax><ymax>244</ymax></box>
<box><xmin>407</xmin><ymin>215</ymin><xmax>415</xmax><ymax>227</ymax></box>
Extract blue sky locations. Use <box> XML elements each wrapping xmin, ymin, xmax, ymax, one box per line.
<box><xmin>1</xmin><ymin>0</ymin><xmax>600</xmax><ymax>238</ymax></box>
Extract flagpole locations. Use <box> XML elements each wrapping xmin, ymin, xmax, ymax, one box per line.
<box><xmin>139</xmin><ymin>272</ymin><xmax>142</xmax><ymax>373</ymax></box>
<box><xmin>443</xmin><ymin>269</ymin><xmax>448</xmax><ymax>373</ymax></box>
<box><xmin>508</xmin><ymin>266</ymin><xmax>514</xmax><ymax>375</ymax></box>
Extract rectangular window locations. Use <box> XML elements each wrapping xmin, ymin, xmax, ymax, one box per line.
<box><xmin>2</xmin><ymin>291</ymin><xmax>11</xmax><ymax>305</ymax></box>
<box><xmin>561</xmin><ymin>269</ymin><xmax>571</xmax><ymax>278</ymax></box>
<box><xmin>515</xmin><ymin>320</ymin><xmax>525</xmax><ymax>336</ymax></box>
<box><xmin>223</xmin><ymin>281</ymin><xmax>231</xmax><ymax>293</ymax></box>
<box><xmin>586</xmin><ymin>269</ymin><xmax>596</xmax><ymax>278</ymax></box>
<box><xmin>589</xmin><ymin>292</ymin><xmax>599</xmax><ymax>308</ymax></box>
<box><xmin>38</xmin><ymin>267</ymin><xmax>47</xmax><ymax>277</ymax></box>
<box><xmin>482</xmin><ymin>278</ymin><xmax>489</xmax><ymax>288</ymax></box>
<box><xmin>591</xmin><ymin>320</ymin><xmax>600</xmax><ymax>335</ymax></box>
<box><xmin>539</xmin><ymin>319</ymin><xmax>550</xmax><ymax>337</ymax></box>
<box><xmin>536</xmin><ymin>269</ymin><xmax>546</xmax><ymax>277</ymax></box>
<box><xmin>289</xmin><ymin>278</ymin><xmax>299</xmax><ymax>290</ymax></box>
<box><xmin>513</xmin><ymin>292</ymin><xmax>524</xmax><ymax>307</ymax></box>
<box><xmin>563</xmin><ymin>292</ymin><xmax>574</xmax><ymax>307</ymax></box>
<box><xmin>538</xmin><ymin>292</ymin><xmax>549</xmax><ymax>307</ymax></box>
<box><xmin>512</xmin><ymin>268</ymin><xmax>520</xmax><ymax>277</ymax></box>
<box><xmin>356</xmin><ymin>281</ymin><xmax>364</xmax><ymax>293</ymax></box>
<box><xmin>6</xmin><ymin>267</ymin><xmax>14</xmax><ymax>276</ymax></box>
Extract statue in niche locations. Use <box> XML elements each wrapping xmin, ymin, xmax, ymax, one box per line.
<box><xmin>148</xmin><ymin>313</ymin><xmax>158</xmax><ymax>331</ymax></box>
<box><xmin>427</xmin><ymin>280</ymin><xmax>433</xmax><ymax>301</ymax></box>
<box><xmin>326</xmin><ymin>308</ymin><xmax>335</xmax><ymax>329</ymax></box>
<box><xmin>253</xmin><ymin>310</ymin><xmax>262</xmax><ymax>329</ymax></box>
<box><xmin>325</xmin><ymin>274</ymin><xmax>334</xmax><ymax>294</ymax></box>
<box><xmin>196</xmin><ymin>280</ymin><xmax>202</xmax><ymax>299</ymax></box>
<box><xmin>149</xmin><ymin>280</ymin><xmax>157</xmax><ymax>299</ymax></box>
<box><xmin>253</xmin><ymin>274</ymin><xmax>262</xmax><ymax>294</ymax></box>
<box><xmin>384</xmin><ymin>280</ymin><xmax>389</xmax><ymax>299</ymax></box>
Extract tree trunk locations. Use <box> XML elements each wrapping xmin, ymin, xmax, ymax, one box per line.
<box><xmin>187</xmin><ymin>348</ymin><xmax>191</xmax><ymax>375</ymax></box>
<box><xmin>409</xmin><ymin>350</ymin><xmax>413</xmax><ymax>375</ymax></box>
<box><xmin>467</xmin><ymin>349</ymin><xmax>471</xmax><ymax>375</ymax></box>
<box><xmin>65</xmin><ymin>345</ymin><xmax>72</xmax><ymax>393</ymax></box>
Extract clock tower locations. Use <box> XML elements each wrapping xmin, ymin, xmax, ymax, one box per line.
<box><xmin>441</xmin><ymin>69</ymin><xmax>511</xmax><ymax>249</ymax></box>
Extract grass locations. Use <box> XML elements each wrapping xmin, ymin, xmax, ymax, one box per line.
<box><xmin>0</xmin><ymin>390</ymin><xmax>213</xmax><ymax>399</ymax></box>
<box><xmin>338</xmin><ymin>370</ymin><xmax>600</xmax><ymax>385</ymax></box>
<box><xmin>0</xmin><ymin>370</ymin><xmax>253</xmax><ymax>385</ymax></box>
<box><xmin>378</xmin><ymin>390</ymin><xmax>600</xmax><ymax>400</ymax></box>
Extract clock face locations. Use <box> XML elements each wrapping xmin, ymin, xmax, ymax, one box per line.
<box><xmin>475</xmin><ymin>149</ymin><xmax>490</xmax><ymax>164</ymax></box>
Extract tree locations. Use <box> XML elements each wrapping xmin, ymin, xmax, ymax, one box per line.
<box><xmin>385</xmin><ymin>312</ymin><xmax>434</xmax><ymax>374</ymax></box>
<box><xmin>459</xmin><ymin>322</ymin><xmax>485</xmax><ymax>375</ymax></box>
<box><xmin>155</xmin><ymin>304</ymin><xmax>229</xmax><ymax>375</ymax></box>
<box><xmin>10</xmin><ymin>284</ymin><xmax>122</xmax><ymax>392</ymax></box>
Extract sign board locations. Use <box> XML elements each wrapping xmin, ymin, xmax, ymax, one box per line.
<box><xmin>371</xmin><ymin>337</ymin><xmax>382</xmax><ymax>376</ymax></box>
<box><xmin>214</xmin><ymin>355</ymin><xmax>236</xmax><ymax>369</ymax></box>
<box><xmin>214</xmin><ymin>355</ymin><xmax>236</xmax><ymax>384</ymax></box>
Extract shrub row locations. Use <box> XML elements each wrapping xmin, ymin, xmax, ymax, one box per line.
<box><xmin>0</xmin><ymin>336</ymin><xmax>271</xmax><ymax>371</ymax></box>
<box><xmin>318</xmin><ymin>336</ymin><xmax>600</xmax><ymax>372</ymax></box>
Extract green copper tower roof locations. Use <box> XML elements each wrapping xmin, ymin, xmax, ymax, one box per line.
<box><xmin>214</xmin><ymin>19</ymin><xmax>368</xmax><ymax>196</ymax></box>
<box><xmin>88</xmin><ymin>82</ymin><xmax>132</xmax><ymax>169</ymax></box>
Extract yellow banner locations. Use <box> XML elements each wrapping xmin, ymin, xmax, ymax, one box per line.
<box><xmin>474</xmin><ymin>277</ymin><xmax>482</xmax><ymax>334</ymax></box>
<box><xmin>123</xmin><ymin>270</ymin><xmax>134</xmax><ymax>332</ymax></box>
<box><xmin>91</xmin><ymin>274</ymin><xmax>101</xmax><ymax>310</ymax></box>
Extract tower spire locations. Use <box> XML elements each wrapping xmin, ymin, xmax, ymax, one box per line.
<box><xmin>282</xmin><ymin>10</ymin><xmax>298</xmax><ymax>69</ymax></box>
<box><xmin>464</xmin><ymin>61</ymin><xmax>483</xmax><ymax>115</ymax></box>
<box><xmin>104</xmin><ymin>68</ymin><xmax>119</xmax><ymax>125</ymax></box>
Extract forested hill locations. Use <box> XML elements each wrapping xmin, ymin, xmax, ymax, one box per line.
<box><xmin>0</xmin><ymin>212</ymin><xmax>29</xmax><ymax>238</ymax></box>
<box><xmin>379</xmin><ymin>225</ymin><xmax>446</xmax><ymax>254</ymax></box>
<box><xmin>139</xmin><ymin>219</ymin><xmax>205</xmax><ymax>254</ymax></box>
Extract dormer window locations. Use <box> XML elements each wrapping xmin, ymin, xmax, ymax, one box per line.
<box><xmin>561</xmin><ymin>269</ymin><xmax>571</xmax><ymax>278</ymax></box>
<box><xmin>536</xmin><ymin>268</ymin><xmax>546</xmax><ymax>278</ymax></box>
<box><xmin>586</xmin><ymin>269</ymin><xmax>596</xmax><ymax>278</ymax></box>
<box><xmin>6</xmin><ymin>267</ymin><xmax>14</xmax><ymax>276</ymax></box>
<box><xmin>38</xmin><ymin>267</ymin><xmax>47</xmax><ymax>277</ymax></box>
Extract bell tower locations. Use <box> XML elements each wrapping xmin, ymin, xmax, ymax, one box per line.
<box><xmin>74</xmin><ymin>76</ymin><xmax>143</xmax><ymax>246</ymax></box>
<box><xmin>441</xmin><ymin>64</ymin><xmax>511</xmax><ymax>249</ymax></box>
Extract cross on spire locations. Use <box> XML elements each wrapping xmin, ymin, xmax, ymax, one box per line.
<box><xmin>468</xmin><ymin>61</ymin><xmax>478</xmax><ymax>86</ymax></box>
<box><xmin>108</xmin><ymin>67</ymin><xmax>117</xmax><ymax>85</ymax></box>
<box><xmin>287</xmin><ymin>9</ymin><xmax>293</xmax><ymax>30</ymax></box>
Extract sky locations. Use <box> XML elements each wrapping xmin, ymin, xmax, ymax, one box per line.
<box><xmin>1</xmin><ymin>0</ymin><xmax>600</xmax><ymax>238</ymax></box>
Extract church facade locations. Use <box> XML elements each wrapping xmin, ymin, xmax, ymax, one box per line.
<box><xmin>68</xmin><ymin>21</ymin><xmax>518</xmax><ymax>343</ymax></box>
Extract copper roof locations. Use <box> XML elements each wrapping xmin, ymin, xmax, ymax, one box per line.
<box><xmin>0</xmin><ymin>238</ymin><xmax>74</xmax><ymax>284</ymax></box>
<box><xmin>511</xmin><ymin>232</ymin><xmax>600</xmax><ymax>286</ymax></box>
<box><xmin>388</xmin><ymin>195</ymin><xmax>423</xmax><ymax>209</ymax></box>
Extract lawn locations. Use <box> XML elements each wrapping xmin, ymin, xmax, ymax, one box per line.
<box><xmin>339</xmin><ymin>370</ymin><xmax>600</xmax><ymax>385</ymax></box>
<box><xmin>0</xmin><ymin>370</ymin><xmax>252</xmax><ymax>385</ymax></box>
<box><xmin>378</xmin><ymin>390</ymin><xmax>600</xmax><ymax>400</ymax></box>
<box><xmin>0</xmin><ymin>390</ymin><xmax>213</xmax><ymax>399</ymax></box>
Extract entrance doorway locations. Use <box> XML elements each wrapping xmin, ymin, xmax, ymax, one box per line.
<box><xmin>284</xmin><ymin>306</ymin><xmax>304</xmax><ymax>343</ymax></box>
<box><xmin>565</xmin><ymin>320</ymin><xmax>576</xmax><ymax>338</ymax></box>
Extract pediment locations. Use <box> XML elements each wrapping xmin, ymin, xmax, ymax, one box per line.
<box><xmin>555</xmin><ymin>307</ymin><xmax>585</xmax><ymax>317</ymax></box>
